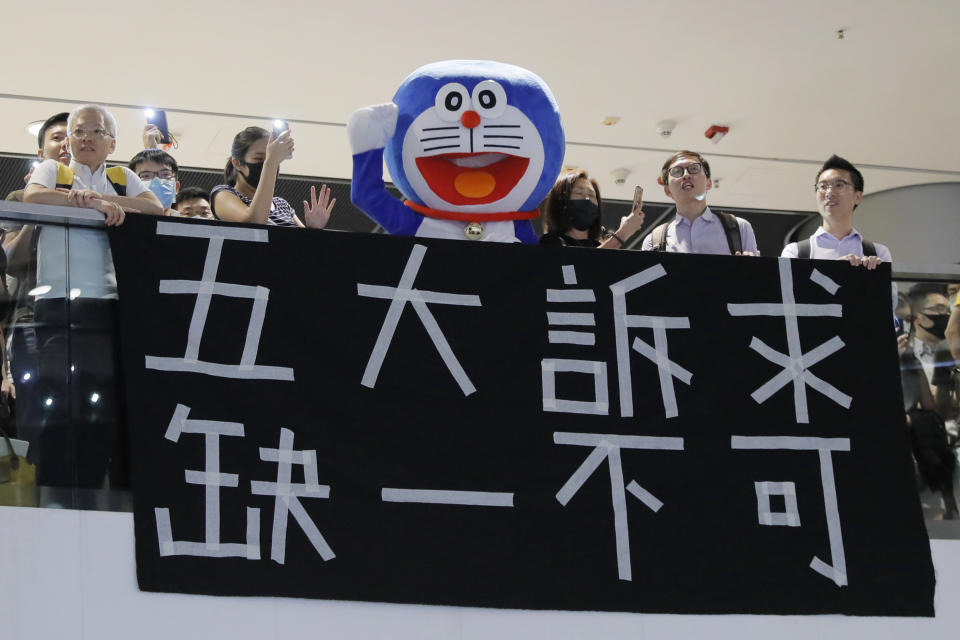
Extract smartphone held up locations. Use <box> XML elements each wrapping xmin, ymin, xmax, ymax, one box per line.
<box><xmin>145</xmin><ymin>109</ymin><xmax>171</xmax><ymax>145</ymax></box>
<box><xmin>273</xmin><ymin>120</ymin><xmax>293</xmax><ymax>159</ymax></box>
<box><xmin>631</xmin><ymin>185</ymin><xmax>644</xmax><ymax>214</ymax></box>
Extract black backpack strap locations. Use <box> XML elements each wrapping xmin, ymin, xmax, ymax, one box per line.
<box><xmin>715</xmin><ymin>211</ymin><xmax>742</xmax><ymax>254</ymax></box>
<box><xmin>797</xmin><ymin>238</ymin><xmax>811</xmax><ymax>259</ymax></box>
<box><xmin>651</xmin><ymin>222</ymin><xmax>669</xmax><ymax>251</ymax></box>
<box><xmin>862</xmin><ymin>240</ymin><xmax>877</xmax><ymax>257</ymax></box>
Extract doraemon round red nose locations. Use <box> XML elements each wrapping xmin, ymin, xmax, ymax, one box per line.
<box><xmin>348</xmin><ymin>60</ymin><xmax>565</xmax><ymax>243</ymax></box>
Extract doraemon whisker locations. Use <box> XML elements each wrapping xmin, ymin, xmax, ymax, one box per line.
<box><xmin>422</xmin><ymin>126</ymin><xmax>459</xmax><ymax>131</ymax></box>
<box><xmin>483</xmin><ymin>135</ymin><xmax>523</xmax><ymax>140</ymax></box>
<box><xmin>420</xmin><ymin>135</ymin><xmax>461</xmax><ymax>142</ymax></box>
<box><xmin>482</xmin><ymin>125</ymin><xmax>522</xmax><ymax>129</ymax></box>
<box><xmin>423</xmin><ymin>144</ymin><xmax>462</xmax><ymax>152</ymax></box>
<box><xmin>483</xmin><ymin>144</ymin><xmax>521</xmax><ymax>150</ymax></box>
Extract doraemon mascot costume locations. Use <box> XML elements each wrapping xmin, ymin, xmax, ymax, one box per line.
<box><xmin>347</xmin><ymin>60</ymin><xmax>564</xmax><ymax>243</ymax></box>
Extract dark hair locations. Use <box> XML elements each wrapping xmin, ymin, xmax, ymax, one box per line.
<box><xmin>906</xmin><ymin>282</ymin><xmax>949</xmax><ymax>340</ymax></box>
<box><xmin>907</xmin><ymin>282</ymin><xmax>948</xmax><ymax>310</ymax></box>
<box><xmin>174</xmin><ymin>186</ymin><xmax>210</xmax><ymax>209</ymax></box>
<box><xmin>224</xmin><ymin>126</ymin><xmax>269</xmax><ymax>187</ymax></box>
<box><xmin>129</xmin><ymin>149</ymin><xmax>179</xmax><ymax>177</ymax></box>
<box><xmin>817</xmin><ymin>155</ymin><xmax>864</xmax><ymax>193</ymax></box>
<box><xmin>660</xmin><ymin>150</ymin><xmax>711</xmax><ymax>185</ymax></box>
<box><xmin>37</xmin><ymin>112</ymin><xmax>69</xmax><ymax>149</ymax></box>
<box><xmin>542</xmin><ymin>170</ymin><xmax>603</xmax><ymax>240</ymax></box>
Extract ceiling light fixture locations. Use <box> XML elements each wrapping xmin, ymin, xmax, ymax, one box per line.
<box><xmin>26</xmin><ymin>121</ymin><xmax>43</xmax><ymax>137</ymax></box>
<box><xmin>611</xmin><ymin>168</ymin><xmax>631</xmax><ymax>186</ymax></box>
<box><xmin>655</xmin><ymin>120</ymin><xmax>676</xmax><ymax>137</ymax></box>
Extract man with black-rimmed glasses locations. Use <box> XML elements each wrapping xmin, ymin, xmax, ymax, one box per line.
<box><xmin>781</xmin><ymin>154</ymin><xmax>892</xmax><ymax>268</ymax></box>
<box><xmin>641</xmin><ymin>150</ymin><xmax>758</xmax><ymax>255</ymax></box>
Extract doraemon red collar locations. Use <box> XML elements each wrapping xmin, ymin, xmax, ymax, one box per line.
<box><xmin>403</xmin><ymin>200</ymin><xmax>538</xmax><ymax>222</ymax></box>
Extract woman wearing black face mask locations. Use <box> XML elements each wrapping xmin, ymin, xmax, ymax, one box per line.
<box><xmin>539</xmin><ymin>170</ymin><xmax>644</xmax><ymax>249</ymax></box>
<box><xmin>210</xmin><ymin>126</ymin><xmax>335</xmax><ymax>228</ymax></box>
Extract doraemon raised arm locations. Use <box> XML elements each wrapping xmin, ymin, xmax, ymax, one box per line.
<box><xmin>347</xmin><ymin>60</ymin><xmax>565</xmax><ymax>243</ymax></box>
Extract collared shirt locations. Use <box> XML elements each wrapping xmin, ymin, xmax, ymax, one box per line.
<box><xmin>913</xmin><ymin>338</ymin><xmax>938</xmax><ymax>385</ymax></box>
<box><xmin>29</xmin><ymin>159</ymin><xmax>149</xmax><ymax>199</ymax></box>
<box><xmin>640</xmin><ymin>207</ymin><xmax>758</xmax><ymax>255</ymax></box>
<box><xmin>782</xmin><ymin>226</ymin><xmax>896</xmax><ymax>311</ymax></box>
<box><xmin>780</xmin><ymin>226</ymin><xmax>893</xmax><ymax>262</ymax></box>
<box><xmin>27</xmin><ymin>159</ymin><xmax>149</xmax><ymax>299</ymax></box>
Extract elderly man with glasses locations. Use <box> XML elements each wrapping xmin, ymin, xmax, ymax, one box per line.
<box><xmin>781</xmin><ymin>155</ymin><xmax>891</xmax><ymax>269</ymax></box>
<box><xmin>24</xmin><ymin>104</ymin><xmax>163</xmax><ymax>222</ymax></box>
<box><xmin>14</xmin><ymin>104</ymin><xmax>161</xmax><ymax>489</ymax></box>
<box><xmin>642</xmin><ymin>150</ymin><xmax>758</xmax><ymax>255</ymax></box>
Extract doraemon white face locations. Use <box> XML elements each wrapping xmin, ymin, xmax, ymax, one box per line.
<box><xmin>400</xmin><ymin>80</ymin><xmax>545</xmax><ymax>214</ymax></box>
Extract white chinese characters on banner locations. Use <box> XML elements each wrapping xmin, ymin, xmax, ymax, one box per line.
<box><xmin>357</xmin><ymin>244</ymin><xmax>482</xmax><ymax>396</ymax></box>
<box><xmin>554</xmin><ymin>431</ymin><xmax>684</xmax><ymax>582</ymax></box>
<box><xmin>541</xmin><ymin>264</ymin><xmax>693</xmax><ymax>419</ymax></box>
<box><xmin>145</xmin><ymin>223</ymin><xmax>294</xmax><ymax>381</ymax></box>
<box><xmin>728</xmin><ymin>260</ymin><xmax>852</xmax><ymax>423</ymax></box>
<box><xmin>732</xmin><ymin>435</ymin><xmax>850</xmax><ymax>587</ymax></box>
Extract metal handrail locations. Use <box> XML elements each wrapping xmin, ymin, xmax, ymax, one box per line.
<box><xmin>2</xmin><ymin>200</ymin><xmax>959</xmax><ymax>282</ymax></box>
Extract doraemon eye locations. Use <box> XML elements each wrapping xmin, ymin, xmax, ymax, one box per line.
<box><xmin>471</xmin><ymin>80</ymin><xmax>507</xmax><ymax>119</ymax></box>
<box><xmin>434</xmin><ymin>83</ymin><xmax>471</xmax><ymax>122</ymax></box>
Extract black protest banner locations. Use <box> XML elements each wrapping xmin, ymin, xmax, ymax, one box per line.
<box><xmin>109</xmin><ymin>214</ymin><xmax>934</xmax><ymax>616</ymax></box>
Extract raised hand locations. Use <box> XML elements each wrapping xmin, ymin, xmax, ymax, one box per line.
<box><xmin>303</xmin><ymin>184</ymin><xmax>336</xmax><ymax>229</ymax></box>
<box><xmin>347</xmin><ymin>102</ymin><xmax>399</xmax><ymax>154</ymax></box>
<box><xmin>266</xmin><ymin>129</ymin><xmax>295</xmax><ymax>165</ymax></box>
<box><xmin>616</xmin><ymin>209</ymin><xmax>645</xmax><ymax>241</ymax></box>
<box><xmin>143</xmin><ymin>124</ymin><xmax>162</xmax><ymax>149</ymax></box>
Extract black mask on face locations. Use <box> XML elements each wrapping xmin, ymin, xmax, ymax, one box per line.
<box><xmin>240</xmin><ymin>160</ymin><xmax>264</xmax><ymax>189</ymax></box>
<box><xmin>920</xmin><ymin>313</ymin><xmax>949</xmax><ymax>341</ymax></box>
<box><xmin>567</xmin><ymin>199</ymin><xmax>598</xmax><ymax>231</ymax></box>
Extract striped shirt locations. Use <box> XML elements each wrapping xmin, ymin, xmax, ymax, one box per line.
<box><xmin>210</xmin><ymin>185</ymin><xmax>298</xmax><ymax>227</ymax></box>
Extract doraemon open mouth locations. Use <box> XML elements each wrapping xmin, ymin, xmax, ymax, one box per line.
<box><xmin>415</xmin><ymin>152</ymin><xmax>530</xmax><ymax>205</ymax></box>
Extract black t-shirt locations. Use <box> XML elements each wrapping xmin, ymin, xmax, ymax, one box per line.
<box><xmin>539</xmin><ymin>232</ymin><xmax>600</xmax><ymax>248</ymax></box>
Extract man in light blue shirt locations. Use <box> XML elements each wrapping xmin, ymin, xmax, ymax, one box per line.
<box><xmin>641</xmin><ymin>150</ymin><xmax>758</xmax><ymax>255</ymax></box>
<box><xmin>781</xmin><ymin>155</ymin><xmax>891</xmax><ymax>267</ymax></box>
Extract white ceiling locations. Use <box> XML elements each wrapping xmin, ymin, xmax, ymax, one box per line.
<box><xmin>2</xmin><ymin>0</ymin><xmax>957</xmax><ymax>211</ymax></box>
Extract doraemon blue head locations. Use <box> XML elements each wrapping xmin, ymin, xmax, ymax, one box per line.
<box><xmin>385</xmin><ymin>60</ymin><xmax>564</xmax><ymax>220</ymax></box>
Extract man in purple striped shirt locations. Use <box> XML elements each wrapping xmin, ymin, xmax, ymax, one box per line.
<box><xmin>642</xmin><ymin>150</ymin><xmax>758</xmax><ymax>255</ymax></box>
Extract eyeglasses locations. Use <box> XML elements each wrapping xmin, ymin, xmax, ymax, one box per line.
<box><xmin>668</xmin><ymin>162</ymin><xmax>703</xmax><ymax>178</ymax></box>
<box><xmin>138</xmin><ymin>170</ymin><xmax>176</xmax><ymax>181</ymax></box>
<box><xmin>814</xmin><ymin>179</ymin><xmax>852</xmax><ymax>193</ymax></box>
<box><xmin>70</xmin><ymin>127</ymin><xmax>113</xmax><ymax>139</ymax></box>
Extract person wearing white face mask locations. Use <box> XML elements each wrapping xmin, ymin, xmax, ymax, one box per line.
<box><xmin>129</xmin><ymin>149</ymin><xmax>179</xmax><ymax>215</ymax></box>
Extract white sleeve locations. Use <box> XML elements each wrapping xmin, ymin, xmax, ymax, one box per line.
<box><xmin>121</xmin><ymin>167</ymin><xmax>149</xmax><ymax>197</ymax></box>
<box><xmin>27</xmin><ymin>159</ymin><xmax>60</xmax><ymax>189</ymax></box>
<box><xmin>640</xmin><ymin>233</ymin><xmax>653</xmax><ymax>251</ymax></box>
<box><xmin>876</xmin><ymin>242</ymin><xmax>893</xmax><ymax>263</ymax></box>
<box><xmin>738</xmin><ymin>218</ymin><xmax>759</xmax><ymax>254</ymax></box>
<box><xmin>781</xmin><ymin>242</ymin><xmax>799</xmax><ymax>258</ymax></box>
